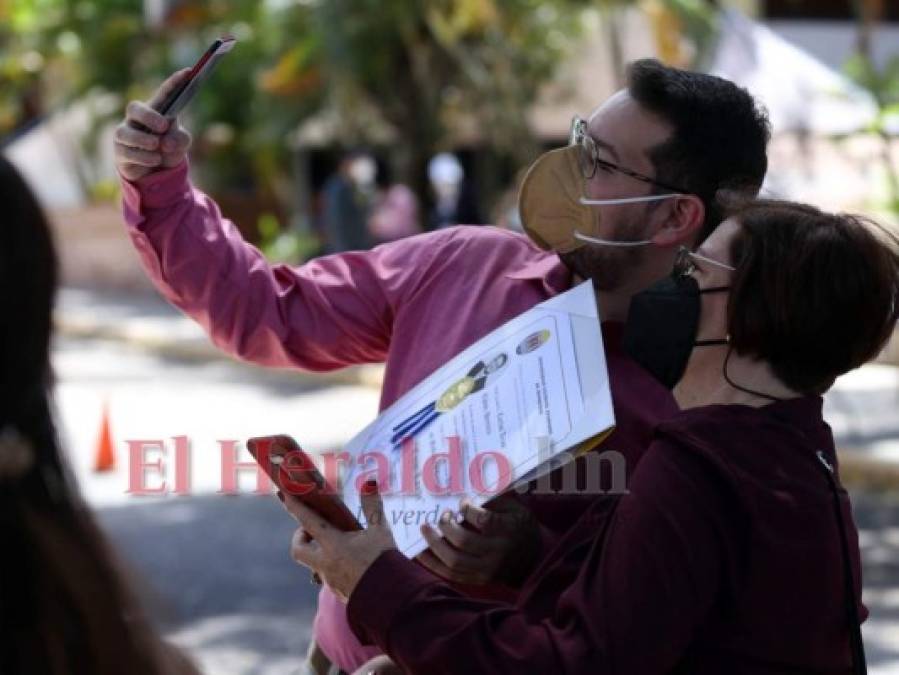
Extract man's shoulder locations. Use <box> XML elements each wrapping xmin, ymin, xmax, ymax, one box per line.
<box><xmin>419</xmin><ymin>224</ymin><xmax>538</xmax><ymax>251</ymax></box>
<box><xmin>650</xmin><ymin>398</ymin><xmax>830</xmax><ymax>486</ymax></box>
<box><xmin>419</xmin><ymin>225</ymin><xmax>553</xmax><ymax>269</ymax></box>
<box><xmin>377</xmin><ymin>225</ymin><xmax>561</xmax><ymax>299</ymax></box>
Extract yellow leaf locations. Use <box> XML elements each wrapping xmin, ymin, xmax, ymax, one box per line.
<box><xmin>642</xmin><ymin>0</ymin><xmax>684</xmax><ymax>67</ymax></box>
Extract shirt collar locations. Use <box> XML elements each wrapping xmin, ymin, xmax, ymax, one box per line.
<box><xmin>764</xmin><ymin>395</ymin><xmax>826</xmax><ymax>437</ymax></box>
<box><xmin>504</xmin><ymin>252</ymin><xmax>572</xmax><ymax>296</ymax></box>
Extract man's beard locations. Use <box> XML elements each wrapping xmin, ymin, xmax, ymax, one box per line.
<box><xmin>559</xmin><ymin>213</ymin><xmax>652</xmax><ymax>291</ymax></box>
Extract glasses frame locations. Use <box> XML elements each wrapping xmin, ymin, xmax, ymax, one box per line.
<box><xmin>569</xmin><ymin>117</ymin><xmax>688</xmax><ymax>195</ymax></box>
<box><xmin>673</xmin><ymin>246</ymin><xmax>736</xmax><ymax>279</ymax></box>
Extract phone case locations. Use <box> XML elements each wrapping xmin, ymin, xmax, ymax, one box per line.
<box><xmin>157</xmin><ymin>35</ymin><xmax>236</xmax><ymax>117</ymax></box>
<box><xmin>247</xmin><ymin>435</ymin><xmax>361</xmax><ymax>532</ymax></box>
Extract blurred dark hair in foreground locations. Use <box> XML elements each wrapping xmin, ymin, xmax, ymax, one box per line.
<box><xmin>0</xmin><ymin>155</ymin><xmax>197</xmax><ymax>674</ymax></box>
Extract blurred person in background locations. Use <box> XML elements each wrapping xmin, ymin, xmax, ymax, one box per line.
<box><xmin>368</xmin><ymin>183</ymin><xmax>420</xmax><ymax>244</ymax></box>
<box><xmin>320</xmin><ymin>151</ymin><xmax>378</xmax><ymax>253</ymax></box>
<box><xmin>427</xmin><ymin>152</ymin><xmax>482</xmax><ymax>229</ymax></box>
<box><xmin>112</xmin><ymin>59</ymin><xmax>769</xmax><ymax>675</ymax></box>
<box><xmin>0</xmin><ymin>155</ymin><xmax>198</xmax><ymax>674</ymax></box>
<box><xmin>286</xmin><ymin>200</ymin><xmax>899</xmax><ymax>674</ymax></box>
<box><xmin>491</xmin><ymin>166</ymin><xmax>531</xmax><ymax>233</ymax></box>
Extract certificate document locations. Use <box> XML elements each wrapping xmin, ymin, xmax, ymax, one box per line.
<box><xmin>340</xmin><ymin>280</ymin><xmax>615</xmax><ymax>556</ymax></box>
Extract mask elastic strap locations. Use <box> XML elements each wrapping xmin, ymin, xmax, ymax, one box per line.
<box><xmin>694</xmin><ymin>339</ymin><xmax>728</xmax><ymax>347</ymax></box>
<box><xmin>689</xmin><ymin>250</ymin><xmax>736</xmax><ymax>272</ymax></box>
<box><xmin>573</xmin><ymin>231</ymin><xmax>652</xmax><ymax>247</ymax></box>
<box><xmin>722</xmin><ymin>346</ymin><xmax>784</xmax><ymax>403</ymax></box>
<box><xmin>571</xmin><ymin>193</ymin><xmax>681</xmax><ymax>246</ymax></box>
<box><xmin>579</xmin><ymin>194</ymin><xmax>681</xmax><ymax>206</ymax></box>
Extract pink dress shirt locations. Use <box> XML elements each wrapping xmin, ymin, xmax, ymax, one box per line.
<box><xmin>120</xmin><ymin>161</ymin><xmax>585</xmax><ymax>670</ymax></box>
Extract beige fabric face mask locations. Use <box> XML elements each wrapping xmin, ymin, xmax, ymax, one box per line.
<box><xmin>518</xmin><ymin>146</ymin><xmax>593</xmax><ymax>254</ymax></box>
<box><xmin>518</xmin><ymin>145</ymin><xmax>683</xmax><ymax>253</ymax></box>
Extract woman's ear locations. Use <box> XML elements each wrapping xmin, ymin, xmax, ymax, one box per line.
<box><xmin>650</xmin><ymin>195</ymin><xmax>705</xmax><ymax>248</ymax></box>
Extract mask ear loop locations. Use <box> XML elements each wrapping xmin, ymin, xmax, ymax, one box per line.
<box><xmin>722</xmin><ymin>345</ymin><xmax>784</xmax><ymax>403</ymax></box>
<box><xmin>572</xmin><ymin>231</ymin><xmax>652</xmax><ymax>247</ymax></box>
<box><xmin>578</xmin><ymin>194</ymin><xmax>682</xmax><ymax>206</ymax></box>
<box><xmin>572</xmin><ymin>193</ymin><xmax>682</xmax><ymax>247</ymax></box>
<box><xmin>690</xmin><ymin>250</ymin><xmax>736</xmax><ymax>272</ymax></box>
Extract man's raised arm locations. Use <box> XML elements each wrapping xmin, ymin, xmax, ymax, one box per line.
<box><xmin>113</xmin><ymin>70</ymin><xmax>433</xmax><ymax>372</ymax></box>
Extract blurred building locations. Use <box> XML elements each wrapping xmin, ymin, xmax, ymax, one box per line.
<box><xmin>762</xmin><ymin>0</ymin><xmax>899</xmax><ymax>71</ymax></box>
<box><xmin>710</xmin><ymin>2</ymin><xmax>899</xmax><ymax>213</ymax></box>
<box><xmin>711</xmin><ymin>10</ymin><xmax>883</xmax><ymax>136</ymax></box>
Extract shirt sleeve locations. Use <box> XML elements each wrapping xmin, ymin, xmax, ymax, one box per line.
<box><xmin>494</xmin><ymin>493</ymin><xmax>592</xmax><ymax>589</ymax></box>
<box><xmin>119</xmin><ymin>162</ymin><xmax>443</xmax><ymax>371</ymax></box>
<box><xmin>347</xmin><ymin>440</ymin><xmax>734</xmax><ymax>675</ymax></box>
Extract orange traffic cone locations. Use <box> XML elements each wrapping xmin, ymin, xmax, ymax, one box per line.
<box><xmin>93</xmin><ymin>401</ymin><xmax>116</xmax><ymax>473</ymax></box>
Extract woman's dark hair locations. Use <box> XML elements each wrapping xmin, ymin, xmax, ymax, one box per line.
<box><xmin>626</xmin><ymin>59</ymin><xmax>771</xmax><ymax>242</ymax></box>
<box><xmin>0</xmin><ymin>155</ymin><xmax>196</xmax><ymax>674</ymax></box>
<box><xmin>726</xmin><ymin>199</ymin><xmax>899</xmax><ymax>395</ymax></box>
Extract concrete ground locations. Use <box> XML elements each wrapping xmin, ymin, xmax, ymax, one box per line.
<box><xmin>54</xmin><ymin>333</ymin><xmax>379</xmax><ymax>674</ymax></box>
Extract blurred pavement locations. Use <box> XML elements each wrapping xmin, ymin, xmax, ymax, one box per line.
<box><xmin>53</xmin><ymin>330</ymin><xmax>380</xmax><ymax>674</ymax></box>
<box><xmin>55</xmin><ymin>287</ymin><xmax>385</xmax><ymax>389</ymax></box>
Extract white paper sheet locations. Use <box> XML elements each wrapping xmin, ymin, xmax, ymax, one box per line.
<box><xmin>340</xmin><ymin>281</ymin><xmax>615</xmax><ymax>556</ymax></box>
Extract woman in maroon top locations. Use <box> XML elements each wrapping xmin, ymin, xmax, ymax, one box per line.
<box><xmin>284</xmin><ymin>200</ymin><xmax>899</xmax><ymax>674</ymax></box>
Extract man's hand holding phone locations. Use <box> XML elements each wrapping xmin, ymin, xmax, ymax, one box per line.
<box><xmin>114</xmin><ymin>34</ymin><xmax>235</xmax><ymax>181</ymax></box>
<box><xmin>114</xmin><ymin>68</ymin><xmax>194</xmax><ymax>182</ymax></box>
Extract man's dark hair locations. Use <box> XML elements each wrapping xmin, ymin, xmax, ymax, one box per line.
<box><xmin>627</xmin><ymin>59</ymin><xmax>771</xmax><ymax>242</ymax></box>
<box><xmin>727</xmin><ymin>199</ymin><xmax>899</xmax><ymax>395</ymax></box>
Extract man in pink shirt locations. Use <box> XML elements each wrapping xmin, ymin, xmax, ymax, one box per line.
<box><xmin>114</xmin><ymin>60</ymin><xmax>769</xmax><ymax>673</ymax></box>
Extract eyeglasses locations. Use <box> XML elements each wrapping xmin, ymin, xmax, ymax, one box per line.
<box><xmin>569</xmin><ymin>117</ymin><xmax>688</xmax><ymax>194</ymax></box>
<box><xmin>673</xmin><ymin>246</ymin><xmax>736</xmax><ymax>278</ymax></box>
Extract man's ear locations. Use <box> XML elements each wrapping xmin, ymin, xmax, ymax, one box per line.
<box><xmin>650</xmin><ymin>195</ymin><xmax>705</xmax><ymax>247</ymax></box>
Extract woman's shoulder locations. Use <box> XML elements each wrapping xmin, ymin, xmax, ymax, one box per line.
<box><xmin>648</xmin><ymin>395</ymin><xmax>833</xmax><ymax>483</ymax></box>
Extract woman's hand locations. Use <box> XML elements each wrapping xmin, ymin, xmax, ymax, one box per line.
<box><xmin>416</xmin><ymin>497</ymin><xmax>539</xmax><ymax>586</ymax></box>
<box><xmin>283</xmin><ymin>482</ymin><xmax>396</xmax><ymax>602</ymax></box>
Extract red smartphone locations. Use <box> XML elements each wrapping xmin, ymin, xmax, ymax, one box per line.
<box><xmin>247</xmin><ymin>434</ymin><xmax>361</xmax><ymax>532</ymax></box>
<box><xmin>155</xmin><ymin>35</ymin><xmax>237</xmax><ymax>118</ymax></box>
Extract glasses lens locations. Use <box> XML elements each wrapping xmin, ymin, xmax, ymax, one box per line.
<box><xmin>578</xmin><ymin>143</ymin><xmax>594</xmax><ymax>178</ymax></box>
<box><xmin>577</xmin><ymin>136</ymin><xmax>596</xmax><ymax>180</ymax></box>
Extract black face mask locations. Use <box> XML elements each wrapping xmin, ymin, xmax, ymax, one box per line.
<box><xmin>623</xmin><ymin>274</ymin><xmax>729</xmax><ymax>389</ymax></box>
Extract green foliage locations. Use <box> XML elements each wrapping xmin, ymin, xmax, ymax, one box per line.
<box><xmin>310</xmin><ymin>0</ymin><xmax>590</xmax><ymax>170</ymax></box>
<box><xmin>845</xmin><ymin>52</ymin><xmax>899</xmax><ymax>214</ymax></box>
<box><xmin>258</xmin><ymin>210</ymin><xmax>320</xmax><ymax>264</ymax></box>
<box><xmin>87</xmin><ymin>177</ymin><xmax>121</xmax><ymax>203</ymax></box>
<box><xmin>660</xmin><ymin>0</ymin><xmax>718</xmax><ymax>67</ymax></box>
<box><xmin>0</xmin><ymin>0</ymin><xmax>608</xmax><ymax>232</ymax></box>
<box><xmin>1</xmin><ymin>1</ymin><xmax>326</xmax><ymax>192</ymax></box>
<box><xmin>845</xmin><ymin>52</ymin><xmax>899</xmax><ymax>110</ymax></box>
